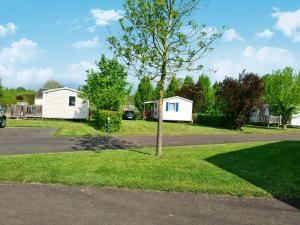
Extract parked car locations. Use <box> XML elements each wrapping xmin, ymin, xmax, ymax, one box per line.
<box><xmin>123</xmin><ymin>110</ymin><xmax>136</xmax><ymax>120</ymax></box>
<box><xmin>0</xmin><ymin>105</ymin><xmax>6</xmax><ymax>128</ymax></box>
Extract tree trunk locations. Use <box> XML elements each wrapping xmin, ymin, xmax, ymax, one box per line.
<box><xmin>282</xmin><ymin>123</ymin><xmax>287</xmax><ymax>130</ymax></box>
<box><xmin>156</xmin><ymin>78</ymin><xmax>165</xmax><ymax>157</ymax></box>
<box><xmin>281</xmin><ymin>116</ymin><xmax>288</xmax><ymax>130</ymax></box>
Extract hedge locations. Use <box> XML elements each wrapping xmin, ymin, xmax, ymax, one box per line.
<box><xmin>94</xmin><ymin>110</ymin><xmax>122</xmax><ymax>133</ymax></box>
<box><xmin>195</xmin><ymin>114</ymin><xmax>232</xmax><ymax>129</ymax></box>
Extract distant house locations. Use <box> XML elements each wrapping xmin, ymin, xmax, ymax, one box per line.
<box><xmin>250</xmin><ymin>106</ymin><xmax>300</xmax><ymax>127</ymax></box>
<box><xmin>35</xmin><ymin>87</ymin><xmax>88</xmax><ymax>120</ymax></box>
<box><xmin>144</xmin><ymin>96</ymin><xmax>193</xmax><ymax>122</ymax></box>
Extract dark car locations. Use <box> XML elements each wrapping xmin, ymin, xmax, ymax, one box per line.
<box><xmin>0</xmin><ymin>105</ymin><xmax>6</xmax><ymax>128</ymax></box>
<box><xmin>123</xmin><ymin>111</ymin><xmax>136</xmax><ymax>120</ymax></box>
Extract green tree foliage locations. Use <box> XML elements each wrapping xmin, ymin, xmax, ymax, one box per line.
<box><xmin>218</xmin><ymin>71</ymin><xmax>265</xmax><ymax>130</ymax></box>
<box><xmin>0</xmin><ymin>86</ymin><xmax>36</xmax><ymax>106</ymax></box>
<box><xmin>42</xmin><ymin>80</ymin><xmax>63</xmax><ymax>90</ymax></box>
<box><xmin>108</xmin><ymin>0</ymin><xmax>222</xmax><ymax>156</ymax></box>
<box><xmin>183</xmin><ymin>75</ymin><xmax>195</xmax><ymax>86</ymax></box>
<box><xmin>265</xmin><ymin>67</ymin><xmax>300</xmax><ymax>129</ymax></box>
<box><xmin>81</xmin><ymin>55</ymin><xmax>131</xmax><ymax>111</ymax></box>
<box><xmin>165</xmin><ymin>76</ymin><xmax>182</xmax><ymax>98</ymax></box>
<box><xmin>197</xmin><ymin>74</ymin><xmax>213</xmax><ymax>112</ymax></box>
<box><xmin>134</xmin><ymin>77</ymin><xmax>154</xmax><ymax>114</ymax></box>
<box><xmin>0</xmin><ymin>79</ymin><xmax>3</xmax><ymax>98</ymax></box>
<box><xmin>16</xmin><ymin>87</ymin><xmax>26</xmax><ymax>91</ymax></box>
<box><xmin>210</xmin><ymin>81</ymin><xmax>222</xmax><ymax>115</ymax></box>
<box><xmin>176</xmin><ymin>75</ymin><xmax>202</xmax><ymax>113</ymax></box>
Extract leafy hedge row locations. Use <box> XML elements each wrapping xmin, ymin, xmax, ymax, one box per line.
<box><xmin>194</xmin><ymin>114</ymin><xmax>232</xmax><ymax>129</ymax></box>
<box><xmin>94</xmin><ymin>110</ymin><xmax>122</xmax><ymax>133</ymax></box>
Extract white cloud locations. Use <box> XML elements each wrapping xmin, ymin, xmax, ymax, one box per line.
<box><xmin>209</xmin><ymin>46</ymin><xmax>297</xmax><ymax>81</ymax></box>
<box><xmin>223</xmin><ymin>28</ymin><xmax>244</xmax><ymax>42</ymax></box>
<box><xmin>73</xmin><ymin>37</ymin><xmax>99</xmax><ymax>49</ymax></box>
<box><xmin>87</xmin><ymin>26</ymin><xmax>96</xmax><ymax>33</ymax></box>
<box><xmin>90</xmin><ymin>9</ymin><xmax>123</xmax><ymax>26</ymax></box>
<box><xmin>272</xmin><ymin>8</ymin><xmax>300</xmax><ymax>42</ymax></box>
<box><xmin>256</xmin><ymin>29</ymin><xmax>274</xmax><ymax>39</ymax></box>
<box><xmin>242</xmin><ymin>46</ymin><xmax>295</xmax><ymax>65</ymax></box>
<box><xmin>0</xmin><ymin>39</ymin><xmax>54</xmax><ymax>88</ymax></box>
<box><xmin>0</xmin><ymin>22</ymin><xmax>17</xmax><ymax>37</ymax></box>
<box><xmin>0</xmin><ymin>38</ymin><xmax>39</xmax><ymax>65</ymax></box>
<box><xmin>65</xmin><ymin>60</ymin><xmax>96</xmax><ymax>85</ymax></box>
<box><xmin>212</xmin><ymin>60</ymin><xmax>242</xmax><ymax>81</ymax></box>
<box><xmin>7</xmin><ymin>67</ymin><xmax>53</xmax><ymax>87</ymax></box>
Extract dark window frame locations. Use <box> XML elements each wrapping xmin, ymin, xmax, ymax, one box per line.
<box><xmin>69</xmin><ymin>96</ymin><xmax>76</xmax><ymax>106</ymax></box>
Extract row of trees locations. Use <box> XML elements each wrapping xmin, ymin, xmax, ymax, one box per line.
<box><xmin>217</xmin><ymin>67</ymin><xmax>300</xmax><ymax>130</ymax></box>
<box><xmin>0</xmin><ymin>79</ymin><xmax>65</xmax><ymax>106</ymax></box>
<box><xmin>134</xmin><ymin>67</ymin><xmax>300</xmax><ymax>131</ymax></box>
<box><xmin>134</xmin><ymin>74</ymin><xmax>217</xmax><ymax>115</ymax></box>
<box><xmin>0</xmin><ymin>79</ymin><xmax>36</xmax><ymax>105</ymax></box>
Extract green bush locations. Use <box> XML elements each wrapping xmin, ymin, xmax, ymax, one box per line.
<box><xmin>195</xmin><ymin>114</ymin><xmax>232</xmax><ymax>129</ymax></box>
<box><xmin>23</xmin><ymin>94</ymin><xmax>35</xmax><ymax>105</ymax></box>
<box><xmin>94</xmin><ymin>110</ymin><xmax>122</xmax><ymax>133</ymax></box>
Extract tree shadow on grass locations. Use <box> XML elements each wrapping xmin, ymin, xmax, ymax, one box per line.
<box><xmin>205</xmin><ymin>141</ymin><xmax>300</xmax><ymax>209</ymax></box>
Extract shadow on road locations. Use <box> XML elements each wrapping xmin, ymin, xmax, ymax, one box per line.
<box><xmin>206</xmin><ymin>141</ymin><xmax>300</xmax><ymax>209</ymax></box>
<box><xmin>70</xmin><ymin>136</ymin><xmax>139</xmax><ymax>151</ymax></box>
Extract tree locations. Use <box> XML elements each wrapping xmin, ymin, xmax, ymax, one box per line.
<box><xmin>218</xmin><ymin>71</ymin><xmax>264</xmax><ymax>130</ymax></box>
<box><xmin>197</xmin><ymin>74</ymin><xmax>213</xmax><ymax>112</ymax></box>
<box><xmin>16</xmin><ymin>87</ymin><xmax>26</xmax><ymax>91</ymax></box>
<box><xmin>0</xmin><ymin>79</ymin><xmax>3</xmax><ymax>98</ymax></box>
<box><xmin>165</xmin><ymin>76</ymin><xmax>182</xmax><ymax>97</ymax></box>
<box><xmin>109</xmin><ymin>0</ymin><xmax>222</xmax><ymax>156</ymax></box>
<box><xmin>176</xmin><ymin>75</ymin><xmax>202</xmax><ymax>113</ymax></box>
<box><xmin>209</xmin><ymin>81</ymin><xmax>222</xmax><ymax>115</ymax></box>
<box><xmin>265</xmin><ymin>67</ymin><xmax>300</xmax><ymax>129</ymax></box>
<box><xmin>183</xmin><ymin>75</ymin><xmax>195</xmax><ymax>86</ymax></box>
<box><xmin>134</xmin><ymin>77</ymin><xmax>154</xmax><ymax>114</ymax></box>
<box><xmin>81</xmin><ymin>54</ymin><xmax>131</xmax><ymax>111</ymax></box>
<box><xmin>43</xmin><ymin>80</ymin><xmax>63</xmax><ymax>90</ymax></box>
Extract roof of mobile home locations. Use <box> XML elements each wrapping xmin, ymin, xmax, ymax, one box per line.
<box><xmin>144</xmin><ymin>96</ymin><xmax>193</xmax><ymax>104</ymax></box>
<box><xmin>42</xmin><ymin>87</ymin><xmax>80</xmax><ymax>94</ymax></box>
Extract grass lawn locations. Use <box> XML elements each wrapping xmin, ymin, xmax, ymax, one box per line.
<box><xmin>7</xmin><ymin>119</ymin><xmax>300</xmax><ymax>137</ymax></box>
<box><xmin>7</xmin><ymin>119</ymin><xmax>101</xmax><ymax>136</ymax></box>
<box><xmin>0</xmin><ymin>141</ymin><xmax>299</xmax><ymax>199</ymax></box>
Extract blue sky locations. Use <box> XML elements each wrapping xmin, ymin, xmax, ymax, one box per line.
<box><xmin>0</xmin><ymin>0</ymin><xmax>300</xmax><ymax>90</ymax></box>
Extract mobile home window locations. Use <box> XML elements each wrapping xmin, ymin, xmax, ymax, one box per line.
<box><xmin>69</xmin><ymin>96</ymin><xmax>76</xmax><ymax>106</ymax></box>
<box><xmin>168</xmin><ymin>103</ymin><xmax>176</xmax><ymax>111</ymax></box>
<box><xmin>166</xmin><ymin>102</ymin><xmax>179</xmax><ymax>112</ymax></box>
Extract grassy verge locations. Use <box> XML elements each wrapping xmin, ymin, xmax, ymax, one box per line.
<box><xmin>7</xmin><ymin>119</ymin><xmax>101</xmax><ymax>136</ymax></box>
<box><xmin>7</xmin><ymin>119</ymin><xmax>300</xmax><ymax>137</ymax></box>
<box><xmin>0</xmin><ymin>141</ymin><xmax>299</xmax><ymax>198</ymax></box>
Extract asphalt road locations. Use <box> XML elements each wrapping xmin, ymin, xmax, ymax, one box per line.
<box><xmin>0</xmin><ymin>128</ymin><xmax>300</xmax><ymax>155</ymax></box>
<box><xmin>0</xmin><ymin>183</ymin><xmax>299</xmax><ymax>225</ymax></box>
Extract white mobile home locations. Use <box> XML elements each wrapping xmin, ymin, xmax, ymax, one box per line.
<box><xmin>40</xmin><ymin>87</ymin><xmax>88</xmax><ymax>120</ymax></box>
<box><xmin>144</xmin><ymin>96</ymin><xmax>193</xmax><ymax>122</ymax></box>
<box><xmin>250</xmin><ymin>107</ymin><xmax>300</xmax><ymax>127</ymax></box>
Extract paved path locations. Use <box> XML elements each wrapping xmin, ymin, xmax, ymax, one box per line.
<box><xmin>0</xmin><ymin>183</ymin><xmax>299</xmax><ymax>225</ymax></box>
<box><xmin>0</xmin><ymin>128</ymin><xmax>300</xmax><ymax>155</ymax></box>
<box><xmin>120</xmin><ymin>132</ymin><xmax>300</xmax><ymax>147</ymax></box>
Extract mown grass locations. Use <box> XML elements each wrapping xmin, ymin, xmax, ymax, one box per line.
<box><xmin>7</xmin><ymin>119</ymin><xmax>300</xmax><ymax>137</ymax></box>
<box><xmin>117</xmin><ymin>120</ymin><xmax>300</xmax><ymax>136</ymax></box>
<box><xmin>7</xmin><ymin>119</ymin><xmax>101</xmax><ymax>136</ymax></box>
<box><xmin>0</xmin><ymin>141</ymin><xmax>299</xmax><ymax>198</ymax></box>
